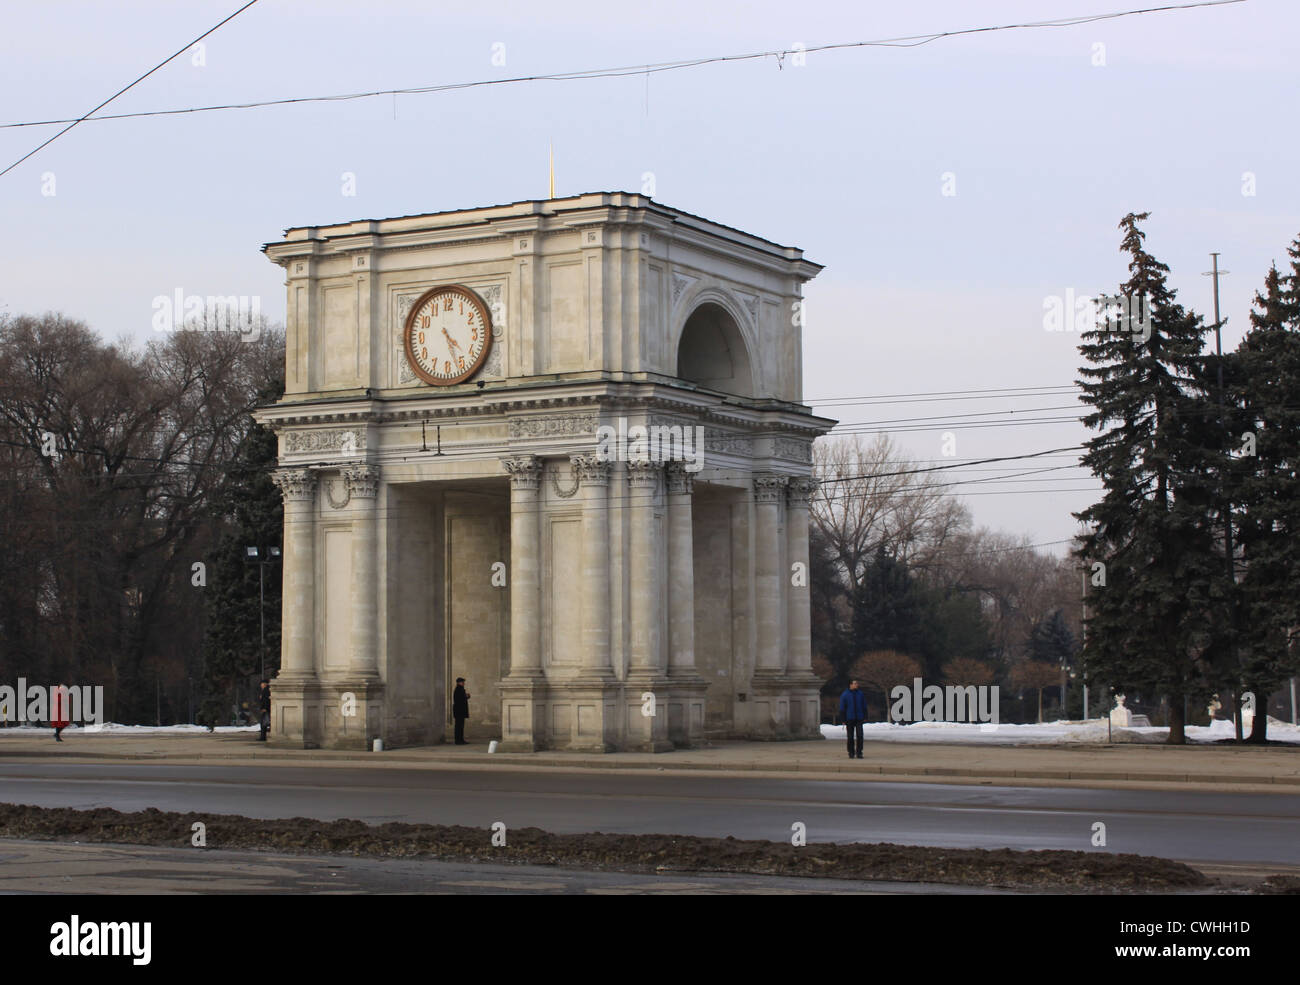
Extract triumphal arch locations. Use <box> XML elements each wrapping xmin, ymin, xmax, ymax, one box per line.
<box><xmin>256</xmin><ymin>192</ymin><xmax>835</xmax><ymax>751</ymax></box>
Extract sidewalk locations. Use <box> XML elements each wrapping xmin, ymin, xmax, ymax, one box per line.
<box><xmin>2</xmin><ymin>730</ymin><xmax>1298</xmax><ymax>791</ymax></box>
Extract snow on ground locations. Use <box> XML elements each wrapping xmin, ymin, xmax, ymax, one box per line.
<box><xmin>821</xmin><ymin>717</ymin><xmax>1300</xmax><ymax>745</ymax></box>
<box><xmin>0</xmin><ymin>723</ymin><xmax>259</xmax><ymax>735</ymax></box>
<box><xmin>2</xmin><ymin>719</ymin><xmax>1298</xmax><ymax>744</ymax></box>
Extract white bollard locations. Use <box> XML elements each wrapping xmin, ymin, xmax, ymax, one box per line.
<box><xmin>372</xmin><ymin>738</ymin><xmax>383</xmax><ymax>752</ymax></box>
<box><xmin>488</xmin><ymin>740</ymin><xmax>499</xmax><ymax>754</ymax></box>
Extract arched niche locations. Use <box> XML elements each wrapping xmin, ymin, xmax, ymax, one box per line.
<box><xmin>675</xmin><ymin>300</ymin><xmax>755</xmax><ymax>398</ymax></box>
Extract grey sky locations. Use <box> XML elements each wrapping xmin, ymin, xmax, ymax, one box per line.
<box><xmin>3</xmin><ymin>0</ymin><xmax>1294</xmax><ymax>549</ymax></box>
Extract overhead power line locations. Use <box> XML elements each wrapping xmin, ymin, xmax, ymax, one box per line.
<box><xmin>1</xmin><ymin>1</ymin><xmax>1245</xmax><ymax>137</ymax></box>
<box><xmin>0</xmin><ymin>0</ymin><xmax>261</xmax><ymax>177</ymax></box>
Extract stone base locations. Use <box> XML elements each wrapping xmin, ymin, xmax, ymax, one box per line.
<box><xmin>745</xmin><ymin>671</ymin><xmax>823</xmax><ymax>740</ymax></box>
<box><xmin>267</xmin><ymin>674</ymin><xmax>385</xmax><ymax>749</ymax></box>
<box><xmin>661</xmin><ymin>674</ymin><xmax>709</xmax><ymax>748</ymax></box>
<box><xmin>499</xmin><ymin>675</ymin><xmax>548</xmax><ymax>751</ymax></box>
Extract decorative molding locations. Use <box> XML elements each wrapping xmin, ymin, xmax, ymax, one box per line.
<box><xmin>549</xmin><ymin>460</ymin><xmax>579</xmax><ymax>499</ymax></box>
<box><xmin>283</xmin><ymin>429</ymin><xmax>365</xmax><ymax>454</ymax></box>
<box><xmin>736</xmin><ymin>290</ymin><xmax>760</xmax><ymax>322</ymax></box>
<box><xmin>671</xmin><ymin>272</ymin><xmax>698</xmax><ymax>306</ymax></box>
<box><xmin>325</xmin><ymin>476</ymin><xmax>350</xmax><ymax>510</ymax></box>
<box><xmin>271</xmin><ymin>468</ymin><xmax>317</xmax><ymax>502</ymax></box>
<box><xmin>753</xmin><ymin>474</ymin><xmax>789</xmax><ymax>504</ymax></box>
<box><xmin>786</xmin><ymin>477</ymin><xmax>818</xmax><ymax>508</ymax></box>
<box><xmin>396</xmin><ymin>294</ymin><xmax>420</xmax><ymax>385</ymax></box>
<box><xmin>343</xmin><ymin>464</ymin><xmax>381</xmax><ymax>499</ymax></box>
<box><xmin>571</xmin><ymin>455</ymin><xmax>612</xmax><ymax>486</ymax></box>
<box><xmin>665</xmin><ymin>461</ymin><xmax>695</xmax><ymax>496</ymax></box>
<box><xmin>503</xmin><ymin>455</ymin><xmax>543</xmax><ymax>492</ymax></box>
<box><xmin>508</xmin><ymin>414</ymin><xmax>598</xmax><ymax>439</ymax></box>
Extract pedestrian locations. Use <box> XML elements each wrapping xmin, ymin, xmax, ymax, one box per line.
<box><xmin>257</xmin><ymin>679</ymin><xmax>271</xmax><ymax>742</ymax></box>
<box><xmin>452</xmin><ymin>677</ymin><xmax>470</xmax><ymax>745</ymax></box>
<box><xmin>839</xmin><ymin>679</ymin><xmax>867</xmax><ymax>759</ymax></box>
<box><xmin>51</xmin><ymin>683</ymin><xmax>69</xmax><ymax>743</ymax></box>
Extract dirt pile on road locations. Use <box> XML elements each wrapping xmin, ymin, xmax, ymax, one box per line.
<box><xmin>0</xmin><ymin>802</ymin><xmax>1211</xmax><ymax>892</ymax></box>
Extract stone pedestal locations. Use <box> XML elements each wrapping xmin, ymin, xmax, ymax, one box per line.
<box><xmin>1110</xmin><ymin>695</ymin><xmax>1133</xmax><ymax>728</ymax></box>
<box><xmin>319</xmin><ymin>679</ymin><xmax>385</xmax><ymax>750</ymax></box>
<box><xmin>266</xmin><ymin>675</ymin><xmax>324</xmax><ymax>749</ymax></box>
<box><xmin>747</xmin><ymin>669</ymin><xmax>793</xmax><ymax>739</ymax></box>
<box><xmin>498</xmin><ymin>676</ymin><xmax>547</xmax><ymax>752</ymax></box>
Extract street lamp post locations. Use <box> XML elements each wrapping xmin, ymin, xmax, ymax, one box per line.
<box><xmin>244</xmin><ymin>545</ymin><xmax>282</xmax><ymax>681</ymax></box>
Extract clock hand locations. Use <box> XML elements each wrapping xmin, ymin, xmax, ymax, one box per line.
<box><xmin>441</xmin><ymin>325</ymin><xmax>463</xmax><ymax>357</ymax></box>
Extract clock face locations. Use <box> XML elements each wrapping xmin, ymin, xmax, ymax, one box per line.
<box><xmin>402</xmin><ymin>285</ymin><xmax>492</xmax><ymax>386</ymax></box>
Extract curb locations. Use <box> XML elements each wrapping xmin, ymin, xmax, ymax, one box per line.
<box><xmin>0</xmin><ymin>747</ymin><xmax>1297</xmax><ymax>787</ymax></box>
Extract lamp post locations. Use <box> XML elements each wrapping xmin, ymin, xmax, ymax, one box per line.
<box><xmin>244</xmin><ymin>545</ymin><xmax>281</xmax><ymax>681</ymax></box>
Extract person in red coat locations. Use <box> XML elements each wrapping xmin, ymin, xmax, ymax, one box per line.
<box><xmin>51</xmin><ymin>684</ymin><xmax>70</xmax><ymax>742</ymax></box>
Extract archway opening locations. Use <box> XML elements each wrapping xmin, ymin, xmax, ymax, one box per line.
<box><xmin>675</xmin><ymin>301</ymin><xmax>754</xmax><ymax>397</ymax></box>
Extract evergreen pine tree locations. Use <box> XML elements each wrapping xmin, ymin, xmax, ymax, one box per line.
<box><xmin>1225</xmin><ymin>239</ymin><xmax>1300</xmax><ymax>742</ymax></box>
<box><xmin>1074</xmin><ymin>213</ymin><xmax>1224</xmax><ymax>743</ymax></box>
<box><xmin>197</xmin><ymin>393</ymin><xmax>284</xmax><ymax>727</ymax></box>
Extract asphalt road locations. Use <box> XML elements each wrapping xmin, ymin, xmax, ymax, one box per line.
<box><xmin>0</xmin><ymin>762</ymin><xmax>1296</xmax><ymax>867</ymax></box>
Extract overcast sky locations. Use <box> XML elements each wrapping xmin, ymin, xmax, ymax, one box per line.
<box><xmin>3</xmin><ymin>0</ymin><xmax>1295</xmax><ymax>550</ymax></box>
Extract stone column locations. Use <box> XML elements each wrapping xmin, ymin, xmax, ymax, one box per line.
<box><xmin>272</xmin><ymin>468</ymin><xmax>318</xmax><ymax>679</ymax></box>
<box><xmin>785</xmin><ymin>478</ymin><xmax>817</xmax><ymax>675</ymax></box>
<box><xmin>626</xmin><ymin>460</ymin><xmax>662</xmax><ymax>675</ymax></box>
<box><xmin>753</xmin><ymin>475</ymin><xmax>788</xmax><ymax>673</ymax></box>
<box><xmin>574</xmin><ymin>455</ymin><xmax>612</xmax><ymax>676</ymax></box>
<box><xmin>503</xmin><ymin>456</ymin><xmax>543</xmax><ymax>677</ymax></box>
<box><xmin>665</xmin><ymin>462</ymin><xmax>696</xmax><ymax>675</ymax></box>
<box><xmin>344</xmin><ymin>464</ymin><xmax>381</xmax><ymax>681</ymax></box>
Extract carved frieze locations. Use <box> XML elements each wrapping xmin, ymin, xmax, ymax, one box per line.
<box><xmin>774</xmin><ymin>437</ymin><xmax>812</xmax><ymax>463</ymax></box>
<box><xmin>283</xmin><ymin>429</ymin><xmax>365</xmax><ymax>454</ymax></box>
<box><xmin>508</xmin><ymin>415</ymin><xmax>597</xmax><ymax>439</ymax></box>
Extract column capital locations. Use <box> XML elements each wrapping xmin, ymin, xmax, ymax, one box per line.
<box><xmin>272</xmin><ymin>468</ymin><xmax>317</xmax><ymax>502</ymax></box>
<box><xmin>572</xmin><ymin>454</ymin><xmax>612</xmax><ymax>486</ymax></box>
<box><xmin>665</xmin><ymin>461</ymin><xmax>695</xmax><ymax>496</ymax></box>
<box><xmin>343</xmin><ymin>463</ymin><xmax>380</xmax><ymax>499</ymax></box>
<box><xmin>753</xmin><ymin>474</ymin><xmax>789</xmax><ymax>504</ymax></box>
<box><xmin>626</xmin><ymin>459</ymin><xmax>663</xmax><ymax>489</ymax></box>
<box><xmin>503</xmin><ymin>455</ymin><xmax>543</xmax><ymax>491</ymax></box>
<box><xmin>786</xmin><ymin>477</ymin><xmax>818</xmax><ymax>508</ymax></box>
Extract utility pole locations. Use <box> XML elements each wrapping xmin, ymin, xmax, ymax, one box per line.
<box><xmin>1203</xmin><ymin>253</ymin><xmax>1242</xmax><ymax>741</ymax></box>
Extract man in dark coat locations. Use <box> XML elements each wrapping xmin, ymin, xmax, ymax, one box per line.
<box><xmin>839</xmin><ymin>679</ymin><xmax>867</xmax><ymax>759</ymax></box>
<box><xmin>257</xmin><ymin>679</ymin><xmax>271</xmax><ymax>742</ymax></box>
<box><xmin>452</xmin><ymin>678</ymin><xmax>470</xmax><ymax>745</ymax></box>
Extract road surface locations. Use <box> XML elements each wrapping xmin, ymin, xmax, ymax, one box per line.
<box><xmin>0</xmin><ymin>762</ymin><xmax>1295</xmax><ymax>867</ymax></box>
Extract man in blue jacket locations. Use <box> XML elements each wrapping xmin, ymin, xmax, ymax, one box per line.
<box><xmin>840</xmin><ymin>680</ymin><xmax>868</xmax><ymax>759</ymax></box>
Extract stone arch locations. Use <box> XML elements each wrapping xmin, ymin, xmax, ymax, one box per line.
<box><xmin>673</xmin><ymin>289</ymin><xmax>759</xmax><ymax>398</ymax></box>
